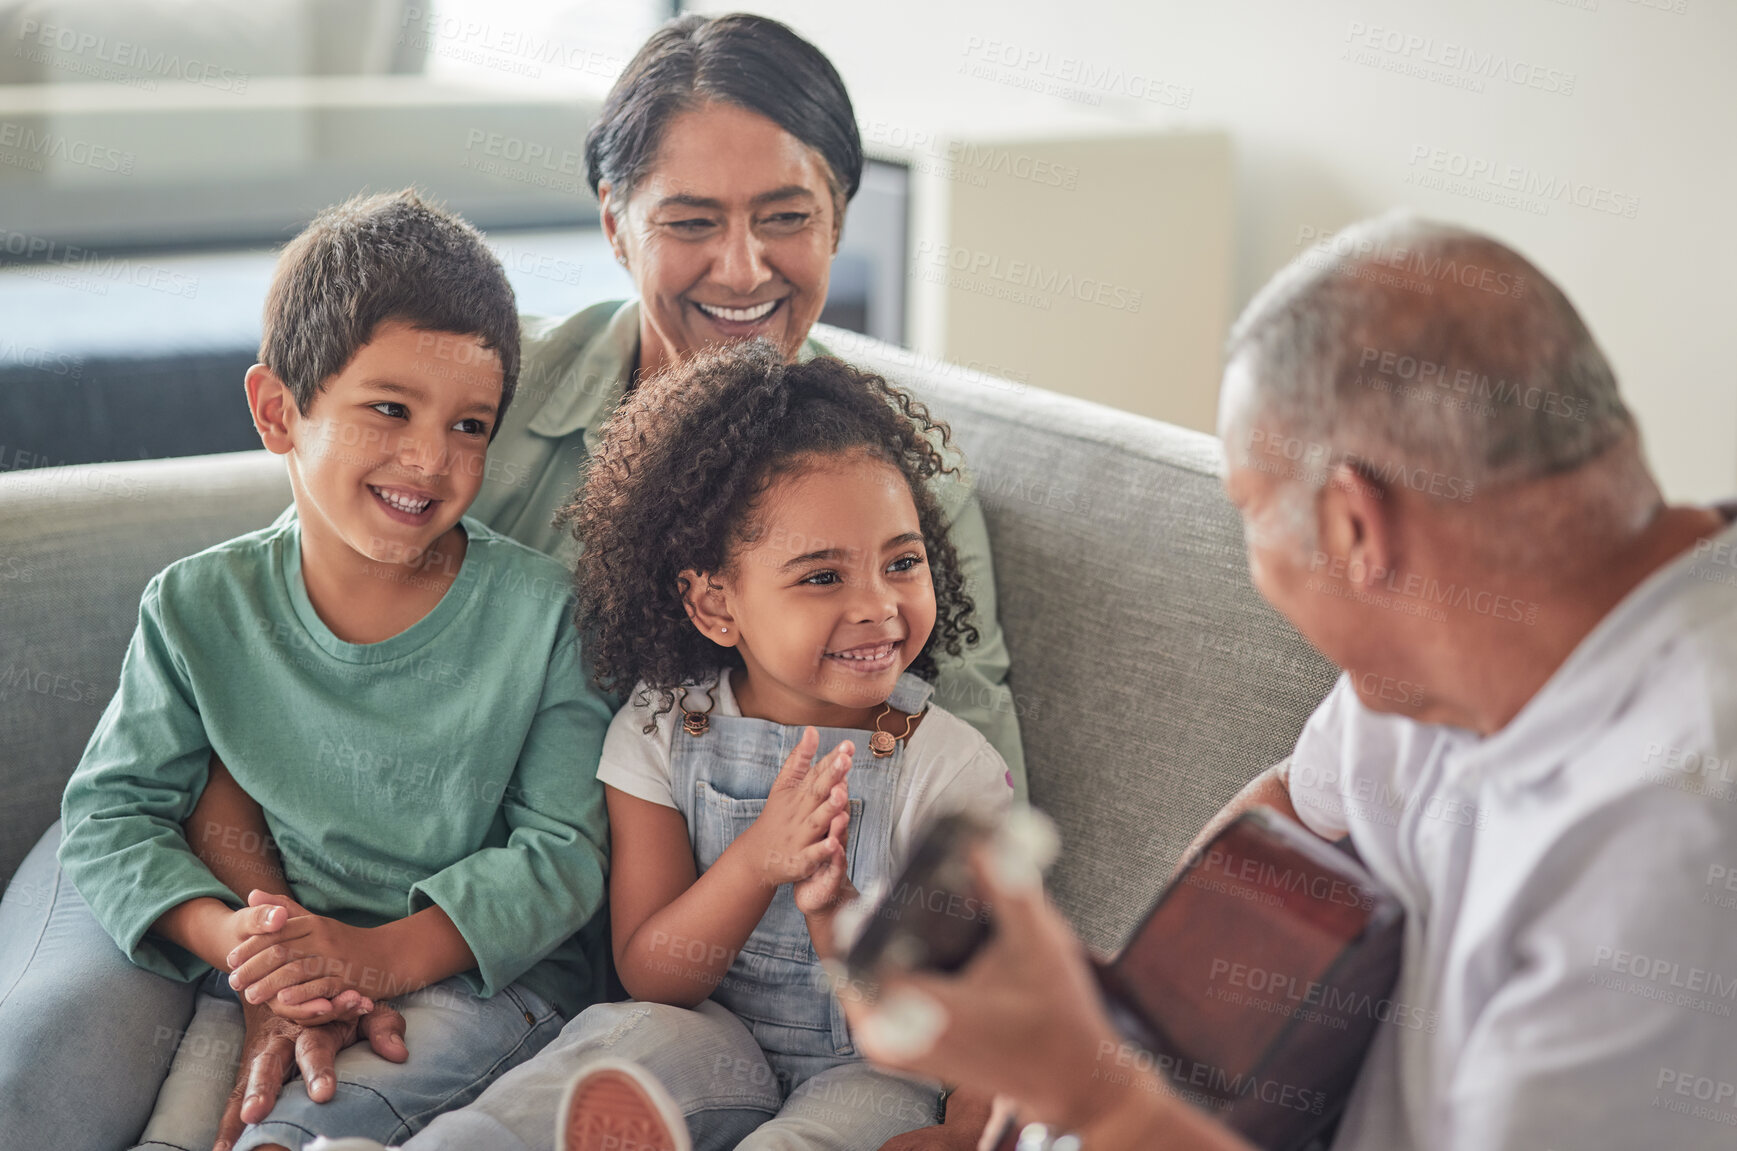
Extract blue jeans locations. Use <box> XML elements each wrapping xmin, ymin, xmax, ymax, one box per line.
<box><xmin>131</xmin><ymin>976</ymin><xmax>564</xmax><ymax>1151</ymax></box>
<box><xmin>404</xmin><ymin>999</ymin><xmax>941</xmax><ymax>1151</ymax></box>
<box><xmin>0</xmin><ymin>822</ymin><xmax>196</xmax><ymax>1151</ymax></box>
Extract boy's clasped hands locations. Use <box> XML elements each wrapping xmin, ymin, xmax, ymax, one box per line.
<box><xmin>221</xmin><ymin>892</ymin><xmax>387</xmax><ymax>1023</ymax></box>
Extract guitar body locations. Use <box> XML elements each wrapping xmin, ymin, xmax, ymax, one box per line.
<box><xmin>1093</xmin><ymin>809</ymin><xmax>1404</xmax><ymax>1150</ymax></box>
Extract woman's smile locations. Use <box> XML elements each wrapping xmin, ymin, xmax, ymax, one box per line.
<box><xmin>691</xmin><ymin>296</ymin><xmax>786</xmax><ymax>337</ymax></box>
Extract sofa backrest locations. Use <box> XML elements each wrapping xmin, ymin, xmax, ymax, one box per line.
<box><xmin>0</xmin><ymin>452</ymin><xmax>294</xmax><ymax>882</ymax></box>
<box><xmin>0</xmin><ymin>334</ymin><xmax>1338</xmax><ymax>950</ymax></box>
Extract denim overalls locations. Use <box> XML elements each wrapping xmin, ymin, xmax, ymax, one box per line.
<box><xmin>403</xmin><ymin>672</ymin><xmax>944</xmax><ymax>1151</ymax></box>
<box><xmin>673</xmin><ymin>672</ymin><xmax>929</xmax><ymax>1076</ymax></box>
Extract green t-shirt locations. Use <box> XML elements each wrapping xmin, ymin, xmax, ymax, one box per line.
<box><xmin>58</xmin><ymin>516</ymin><xmax>614</xmax><ymax>1016</ymax></box>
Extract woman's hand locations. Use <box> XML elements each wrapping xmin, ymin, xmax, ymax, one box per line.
<box><xmin>730</xmin><ymin>727</ymin><xmax>854</xmax><ymax>890</ymax></box>
<box><xmin>226</xmin><ymin>890</ymin><xmax>383</xmax><ymax>1015</ymax></box>
<box><xmin>213</xmin><ymin>997</ymin><xmax>408</xmax><ymax>1151</ymax></box>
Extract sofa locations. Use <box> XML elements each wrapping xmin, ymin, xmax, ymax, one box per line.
<box><xmin>0</xmin><ymin>326</ymin><xmax>1338</xmax><ymax>955</ymax></box>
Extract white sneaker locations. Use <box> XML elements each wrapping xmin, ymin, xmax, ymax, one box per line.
<box><xmin>556</xmin><ymin>1058</ymin><xmax>692</xmax><ymax>1151</ymax></box>
<box><xmin>305</xmin><ymin>1140</ymin><xmax>394</xmax><ymax>1151</ymax></box>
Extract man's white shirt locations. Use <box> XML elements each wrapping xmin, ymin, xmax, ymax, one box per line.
<box><xmin>1288</xmin><ymin>514</ymin><xmax>1737</xmax><ymax>1150</ymax></box>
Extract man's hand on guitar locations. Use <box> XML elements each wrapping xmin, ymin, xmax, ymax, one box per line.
<box><xmin>840</xmin><ymin>844</ymin><xmax>1131</xmax><ymax>1132</ymax></box>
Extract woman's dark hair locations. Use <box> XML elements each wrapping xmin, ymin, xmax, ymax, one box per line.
<box><xmin>559</xmin><ymin>342</ymin><xmax>979</xmax><ymax>725</ymax></box>
<box><xmin>584</xmin><ymin>13</ymin><xmax>862</xmax><ymax>217</ymax></box>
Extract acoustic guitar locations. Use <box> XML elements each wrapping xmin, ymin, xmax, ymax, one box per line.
<box><xmin>848</xmin><ymin>808</ymin><xmax>1405</xmax><ymax>1151</ymax></box>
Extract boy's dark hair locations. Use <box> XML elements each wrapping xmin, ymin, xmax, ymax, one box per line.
<box><xmin>260</xmin><ymin>189</ymin><xmax>520</xmax><ymax>433</ymax></box>
<box><xmin>559</xmin><ymin>342</ymin><xmax>979</xmax><ymax>723</ymax></box>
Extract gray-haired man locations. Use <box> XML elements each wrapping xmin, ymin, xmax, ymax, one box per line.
<box><xmin>847</xmin><ymin>215</ymin><xmax>1737</xmax><ymax>1151</ymax></box>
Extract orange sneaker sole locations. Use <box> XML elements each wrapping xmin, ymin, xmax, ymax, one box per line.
<box><xmin>558</xmin><ymin>1064</ymin><xmax>690</xmax><ymax>1151</ymax></box>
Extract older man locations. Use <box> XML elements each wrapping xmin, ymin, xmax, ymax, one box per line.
<box><xmin>849</xmin><ymin>215</ymin><xmax>1737</xmax><ymax>1150</ymax></box>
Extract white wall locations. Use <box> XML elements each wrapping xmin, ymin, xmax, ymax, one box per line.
<box><xmin>693</xmin><ymin>0</ymin><xmax>1737</xmax><ymax>501</ymax></box>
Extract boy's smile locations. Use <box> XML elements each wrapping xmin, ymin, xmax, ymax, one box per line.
<box><xmin>684</xmin><ymin>451</ymin><xmax>937</xmax><ymax>729</ymax></box>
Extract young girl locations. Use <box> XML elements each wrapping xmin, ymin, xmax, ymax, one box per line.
<box><xmin>393</xmin><ymin>342</ymin><xmax>1013</xmax><ymax>1151</ymax></box>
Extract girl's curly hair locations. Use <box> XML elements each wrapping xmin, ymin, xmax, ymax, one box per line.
<box><xmin>557</xmin><ymin>341</ymin><xmax>980</xmax><ymax>725</ymax></box>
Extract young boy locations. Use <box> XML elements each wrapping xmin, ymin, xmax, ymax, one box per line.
<box><xmin>56</xmin><ymin>190</ymin><xmax>614</xmax><ymax>1151</ymax></box>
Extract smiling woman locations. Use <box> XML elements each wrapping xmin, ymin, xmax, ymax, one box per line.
<box><xmin>464</xmin><ymin>13</ymin><xmax>1026</xmax><ymax>793</ymax></box>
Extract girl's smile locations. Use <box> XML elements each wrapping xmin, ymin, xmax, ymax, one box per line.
<box><xmin>823</xmin><ymin>638</ymin><xmax>904</xmax><ymax>674</ymax></box>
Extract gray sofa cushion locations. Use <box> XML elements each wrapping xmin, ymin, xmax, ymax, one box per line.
<box><xmin>0</xmin><ymin>342</ymin><xmax>1337</xmax><ymax>951</ymax></box>
<box><xmin>0</xmin><ymin>452</ymin><xmax>292</xmax><ymax>882</ymax></box>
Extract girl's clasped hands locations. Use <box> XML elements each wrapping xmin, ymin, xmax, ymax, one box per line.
<box><xmin>733</xmin><ymin>727</ymin><xmax>861</xmax><ymax>937</ymax></box>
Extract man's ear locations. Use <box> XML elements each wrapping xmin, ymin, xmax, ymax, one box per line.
<box><xmin>1319</xmin><ymin>461</ymin><xmax>1394</xmax><ymax>588</ymax></box>
<box><xmin>245</xmin><ymin>364</ymin><xmax>297</xmax><ymax>456</ymax></box>
<box><xmin>677</xmin><ymin>568</ymin><xmax>738</xmax><ymax>648</ymax></box>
